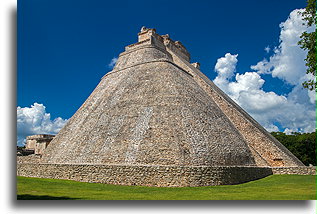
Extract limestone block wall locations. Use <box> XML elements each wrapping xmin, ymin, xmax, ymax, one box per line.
<box><xmin>166</xmin><ymin>50</ymin><xmax>303</xmax><ymax>167</ymax></box>
<box><xmin>25</xmin><ymin>140</ymin><xmax>36</xmax><ymax>151</ymax></box>
<box><xmin>164</xmin><ymin>39</ymin><xmax>190</xmax><ymax>62</ymax></box>
<box><xmin>17</xmin><ymin>155</ymin><xmax>41</xmax><ymax>164</ymax></box>
<box><xmin>41</xmin><ymin>47</ymin><xmax>256</xmax><ymax>167</ymax></box>
<box><xmin>16</xmin><ymin>29</ymin><xmax>312</xmax><ymax>188</ymax></box>
<box><xmin>25</xmin><ymin>135</ymin><xmax>55</xmax><ymax>155</ymax></box>
<box><xmin>17</xmin><ymin>163</ymin><xmax>272</xmax><ymax>187</ymax></box>
<box><xmin>272</xmin><ymin>167</ymin><xmax>316</xmax><ymax>175</ymax></box>
<box><xmin>114</xmin><ymin>45</ymin><xmax>172</xmax><ymax>71</ymax></box>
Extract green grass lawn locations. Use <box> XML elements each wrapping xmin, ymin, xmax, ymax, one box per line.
<box><xmin>17</xmin><ymin>175</ymin><xmax>316</xmax><ymax>200</ymax></box>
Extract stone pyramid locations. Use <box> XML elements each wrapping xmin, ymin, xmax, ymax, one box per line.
<box><xmin>20</xmin><ymin>27</ymin><xmax>304</xmax><ymax>187</ymax></box>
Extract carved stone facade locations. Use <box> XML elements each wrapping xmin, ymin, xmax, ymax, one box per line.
<box><xmin>25</xmin><ymin>134</ymin><xmax>55</xmax><ymax>155</ymax></box>
<box><xmin>17</xmin><ymin>27</ymin><xmax>310</xmax><ymax>187</ymax></box>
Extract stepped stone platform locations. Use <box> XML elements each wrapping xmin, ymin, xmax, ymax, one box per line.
<box><xmin>17</xmin><ymin>27</ymin><xmax>311</xmax><ymax>187</ymax></box>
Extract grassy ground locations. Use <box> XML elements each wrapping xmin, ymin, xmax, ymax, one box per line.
<box><xmin>17</xmin><ymin>175</ymin><xmax>316</xmax><ymax>200</ymax></box>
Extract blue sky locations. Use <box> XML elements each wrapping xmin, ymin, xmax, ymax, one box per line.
<box><xmin>17</xmin><ymin>0</ymin><xmax>315</xmax><ymax>145</ymax></box>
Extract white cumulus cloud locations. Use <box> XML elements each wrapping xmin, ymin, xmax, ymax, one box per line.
<box><xmin>264</xmin><ymin>46</ymin><xmax>270</xmax><ymax>53</ymax></box>
<box><xmin>17</xmin><ymin>103</ymin><xmax>68</xmax><ymax>146</ymax></box>
<box><xmin>212</xmin><ymin>9</ymin><xmax>315</xmax><ymax>134</ymax></box>
<box><xmin>213</xmin><ymin>53</ymin><xmax>238</xmax><ymax>92</ymax></box>
<box><xmin>251</xmin><ymin>9</ymin><xmax>314</xmax><ymax>86</ymax></box>
<box><xmin>108</xmin><ymin>57</ymin><xmax>118</xmax><ymax>69</ymax></box>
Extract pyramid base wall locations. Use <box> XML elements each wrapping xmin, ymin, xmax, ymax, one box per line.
<box><xmin>17</xmin><ymin>163</ymin><xmax>273</xmax><ymax>187</ymax></box>
<box><xmin>271</xmin><ymin>167</ymin><xmax>316</xmax><ymax>175</ymax></box>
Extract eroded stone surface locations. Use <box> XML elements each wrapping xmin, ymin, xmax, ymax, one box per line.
<box><xmin>41</xmin><ymin>61</ymin><xmax>255</xmax><ymax>166</ymax></box>
<box><xmin>17</xmin><ymin>163</ymin><xmax>273</xmax><ymax>187</ymax></box>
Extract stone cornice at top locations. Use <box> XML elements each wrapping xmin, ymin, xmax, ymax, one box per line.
<box><xmin>125</xmin><ymin>26</ymin><xmax>191</xmax><ymax>62</ymax></box>
<box><xmin>107</xmin><ymin>27</ymin><xmax>201</xmax><ymax>78</ymax></box>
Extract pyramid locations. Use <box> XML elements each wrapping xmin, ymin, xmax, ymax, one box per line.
<box><xmin>18</xmin><ymin>27</ymin><xmax>305</xmax><ymax>187</ymax></box>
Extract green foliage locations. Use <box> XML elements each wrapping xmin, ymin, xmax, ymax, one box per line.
<box><xmin>271</xmin><ymin>131</ymin><xmax>316</xmax><ymax>166</ymax></box>
<box><xmin>17</xmin><ymin>175</ymin><xmax>316</xmax><ymax>200</ymax></box>
<box><xmin>298</xmin><ymin>0</ymin><xmax>316</xmax><ymax>91</ymax></box>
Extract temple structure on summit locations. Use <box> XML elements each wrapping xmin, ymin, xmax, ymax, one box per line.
<box><xmin>25</xmin><ymin>134</ymin><xmax>55</xmax><ymax>155</ymax></box>
<box><xmin>17</xmin><ymin>27</ymin><xmax>314</xmax><ymax>187</ymax></box>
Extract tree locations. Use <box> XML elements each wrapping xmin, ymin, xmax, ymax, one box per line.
<box><xmin>298</xmin><ymin>0</ymin><xmax>316</xmax><ymax>91</ymax></box>
<box><xmin>271</xmin><ymin>131</ymin><xmax>316</xmax><ymax>166</ymax></box>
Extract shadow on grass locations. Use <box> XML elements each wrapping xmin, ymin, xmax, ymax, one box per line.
<box><xmin>17</xmin><ymin>194</ymin><xmax>78</xmax><ymax>200</ymax></box>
